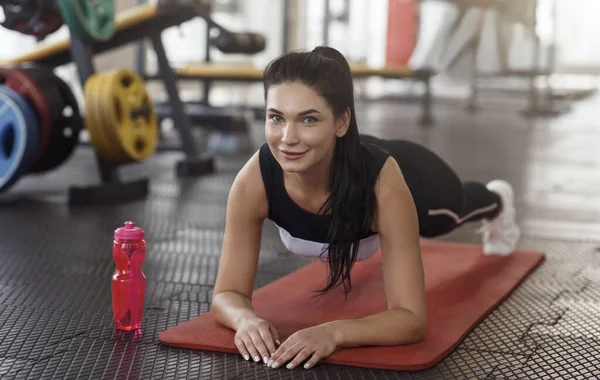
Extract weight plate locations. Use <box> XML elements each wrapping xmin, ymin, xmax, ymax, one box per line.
<box><xmin>0</xmin><ymin>85</ymin><xmax>39</xmax><ymax>193</ymax></box>
<box><xmin>57</xmin><ymin>0</ymin><xmax>115</xmax><ymax>42</ymax></box>
<box><xmin>0</xmin><ymin>1</ymin><xmax>63</xmax><ymax>37</ymax></box>
<box><xmin>19</xmin><ymin>65</ymin><xmax>83</xmax><ymax>173</ymax></box>
<box><xmin>0</xmin><ymin>67</ymin><xmax>52</xmax><ymax>167</ymax></box>
<box><xmin>84</xmin><ymin>74</ymin><xmax>128</xmax><ymax>163</ymax></box>
<box><xmin>86</xmin><ymin>72</ymin><xmax>146</xmax><ymax>163</ymax></box>
<box><xmin>108</xmin><ymin>70</ymin><xmax>158</xmax><ymax>162</ymax></box>
<box><xmin>84</xmin><ymin>69</ymin><xmax>158</xmax><ymax>165</ymax></box>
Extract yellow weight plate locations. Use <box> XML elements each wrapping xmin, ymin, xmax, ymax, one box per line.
<box><xmin>85</xmin><ymin>74</ymin><xmax>127</xmax><ymax>163</ymax></box>
<box><xmin>105</xmin><ymin>69</ymin><xmax>157</xmax><ymax>162</ymax></box>
<box><xmin>85</xmin><ymin>74</ymin><xmax>115</xmax><ymax>161</ymax></box>
<box><xmin>91</xmin><ymin>75</ymin><xmax>130</xmax><ymax>163</ymax></box>
<box><xmin>94</xmin><ymin>74</ymin><xmax>130</xmax><ymax>162</ymax></box>
<box><xmin>84</xmin><ymin>69</ymin><xmax>157</xmax><ymax>164</ymax></box>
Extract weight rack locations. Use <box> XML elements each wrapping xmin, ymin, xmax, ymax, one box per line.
<box><xmin>135</xmin><ymin>0</ymin><xmax>260</xmax><ymax>139</ymax></box>
<box><xmin>27</xmin><ymin>3</ymin><xmax>216</xmax><ymax>205</ymax></box>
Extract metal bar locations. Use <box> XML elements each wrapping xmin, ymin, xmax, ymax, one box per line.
<box><xmin>323</xmin><ymin>0</ymin><xmax>330</xmax><ymax>45</ymax></box>
<box><xmin>467</xmin><ymin>37</ymin><xmax>479</xmax><ymax>110</ymax></box>
<box><xmin>466</xmin><ymin>8</ymin><xmax>486</xmax><ymax>111</ymax></box>
<box><xmin>528</xmin><ymin>0</ymin><xmax>539</xmax><ymax>114</ymax></box>
<box><xmin>133</xmin><ymin>0</ymin><xmax>147</xmax><ymax>75</ymax></box>
<box><xmin>203</xmin><ymin>21</ymin><xmax>212</xmax><ymax>105</ymax></box>
<box><xmin>421</xmin><ymin>75</ymin><xmax>433</xmax><ymax>125</ymax></box>
<box><xmin>135</xmin><ymin>41</ymin><xmax>146</xmax><ymax>76</ymax></box>
<box><xmin>69</xmin><ymin>37</ymin><xmax>95</xmax><ymax>84</ymax></box>
<box><xmin>282</xmin><ymin>0</ymin><xmax>291</xmax><ymax>53</ymax></box>
<box><xmin>544</xmin><ymin>0</ymin><xmax>557</xmax><ymax>108</ymax></box>
<box><xmin>69</xmin><ymin>36</ymin><xmax>120</xmax><ymax>184</ymax></box>
<box><xmin>150</xmin><ymin>33</ymin><xmax>199</xmax><ymax>158</ymax></box>
<box><xmin>496</xmin><ymin>8</ymin><xmax>509</xmax><ymax>73</ymax></box>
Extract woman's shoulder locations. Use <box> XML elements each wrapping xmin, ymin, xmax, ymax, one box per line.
<box><xmin>360</xmin><ymin>141</ymin><xmax>392</xmax><ymax>173</ymax></box>
<box><xmin>228</xmin><ymin>147</ymin><xmax>269</xmax><ymax>219</ymax></box>
<box><xmin>360</xmin><ymin>141</ymin><xmax>408</xmax><ymax>196</ymax></box>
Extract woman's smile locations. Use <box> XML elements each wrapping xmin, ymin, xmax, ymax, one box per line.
<box><xmin>280</xmin><ymin>150</ymin><xmax>307</xmax><ymax>160</ymax></box>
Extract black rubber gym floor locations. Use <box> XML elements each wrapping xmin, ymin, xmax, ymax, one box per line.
<box><xmin>1</xmin><ymin>97</ymin><xmax>599</xmax><ymax>379</ymax></box>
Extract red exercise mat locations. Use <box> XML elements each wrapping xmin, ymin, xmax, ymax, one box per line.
<box><xmin>158</xmin><ymin>240</ymin><xmax>544</xmax><ymax>370</ymax></box>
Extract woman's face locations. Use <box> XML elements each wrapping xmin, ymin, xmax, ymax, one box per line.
<box><xmin>265</xmin><ymin>82</ymin><xmax>348</xmax><ymax>175</ymax></box>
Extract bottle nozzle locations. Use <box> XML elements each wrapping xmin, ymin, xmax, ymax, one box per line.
<box><xmin>115</xmin><ymin>221</ymin><xmax>144</xmax><ymax>240</ymax></box>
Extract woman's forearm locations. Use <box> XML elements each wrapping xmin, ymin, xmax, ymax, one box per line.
<box><xmin>326</xmin><ymin>308</ymin><xmax>427</xmax><ymax>348</ymax></box>
<box><xmin>211</xmin><ymin>291</ymin><xmax>258</xmax><ymax>330</ymax></box>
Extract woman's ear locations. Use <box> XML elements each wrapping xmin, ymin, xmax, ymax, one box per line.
<box><xmin>335</xmin><ymin>107</ymin><xmax>351</xmax><ymax>137</ymax></box>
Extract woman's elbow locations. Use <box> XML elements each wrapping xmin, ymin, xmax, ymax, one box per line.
<box><xmin>404</xmin><ymin>314</ymin><xmax>428</xmax><ymax>344</ymax></box>
<box><xmin>412</xmin><ymin>320</ymin><xmax>428</xmax><ymax>343</ymax></box>
<box><xmin>210</xmin><ymin>291</ymin><xmax>235</xmax><ymax>317</ymax></box>
<box><xmin>210</xmin><ymin>293</ymin><xmax>223</xmax><ymax>315</ymax></box>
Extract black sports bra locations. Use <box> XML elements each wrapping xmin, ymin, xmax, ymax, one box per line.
<box><xmin>258</xmin><ymin>142</ymin><xmax>390</xmax><ymax>260</ymax></box>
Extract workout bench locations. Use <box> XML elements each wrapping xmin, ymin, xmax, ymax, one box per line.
<box><xmin>147</xmin><ymin>62</ymin><xmax>434</xmax><ymax>126</ymax></box>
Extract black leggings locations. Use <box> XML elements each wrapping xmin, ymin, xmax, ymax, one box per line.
<box><xmin>360</xmin><ymin>134</ymin><xmax>501</xmax><ymax>237</ymax></box>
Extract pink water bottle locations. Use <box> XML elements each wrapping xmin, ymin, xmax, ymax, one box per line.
<box><xmin>112</xmin><ymin>221</ymin><xmax>146</xmax><ymax>331</ymax></box>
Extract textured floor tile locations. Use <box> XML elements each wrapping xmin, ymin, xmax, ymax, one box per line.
<box><xmin>460</xmin><ymin>301</ymin><xmax>564</xmax><ymax>355</ymax></box>
<box><xmin>86</xmin><ymin>295</ymin><xmax>212</xmax><ymax>345</ymax></box>
<box><xmin>529</xmin><ymin>303</ymin><xmax>600</xmax><ymax>341</ymax></box>
<box><xmin>0</xmin><ymin>305</ymin><xmax>108</xmax><ymax>361</ymax></box>
<box><xmin>489</xmin><ymin>334</ymin><xmax>600</xmax><ymax>379</ymax></box>
<box><xmin>144</xmin><ymin>253</ymin><xmax>221</xmax><ymax>285</ymax></box>
<box><xmin>0</xmin><ymin>357</ymin><xmax>30</xmax><ymax>377</ymax></box>
<box><xmin>405</xmin><ymin>349</ymin><xmax>527</xmax><ymax>380</ymax></box>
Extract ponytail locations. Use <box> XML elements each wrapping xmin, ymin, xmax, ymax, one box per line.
<box><xmin>317</xmin><ymin>117</ymin><xmax>378</xmax><ymax>297</ymax></box>
<box><xmin>264</xmin><ymin>46</ymin><xmax>379</xmax><ymax>298</ymax></box>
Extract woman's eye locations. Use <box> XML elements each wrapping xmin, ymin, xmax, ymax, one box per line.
<box><xmin>269</xmin><ymin>115</ymin><xmax>283</xmax><ymax>122</ymax></box>
<box><xmin>302</xmin><ymin>116</ymin><xmax>317</xmax><ymax>124</ymax></box>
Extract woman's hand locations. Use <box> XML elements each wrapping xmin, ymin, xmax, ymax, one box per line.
<box><xmin>267</xmin><ymin>324</ymin><xmax>339</xmax><ymax>370</ymax></box>
<box><xmin>235</xmin><ymin>316</ymin><xmax>281</xmax><ymax>364</ymax></box>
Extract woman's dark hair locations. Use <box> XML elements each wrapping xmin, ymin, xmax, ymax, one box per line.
<box><xmin>263</xmin><ymin>46</ymin><xmax>379</xmax><ymax>298</ymax></box>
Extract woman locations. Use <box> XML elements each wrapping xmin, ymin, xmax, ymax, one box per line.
<box><xmin>211</xmin><ymin>46</ymin><xmax>520</xmax><ymax>370</ymax></box>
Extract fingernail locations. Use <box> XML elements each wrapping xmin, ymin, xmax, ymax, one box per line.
<box><xmin>263</xmin><ymin>356</ymin><xmax>269</xmax><ymax>364</ymax></box>
<box><xmin>244</xmin><ymin>354</ymin><xmax>249</xmax><ymax>361</ymax></box>
<box><xmin>267</xmin><ymin>359</ymin><xmax>273</xmax><ymax>367</ymax></box>
<box><xmin>275</xmin><ymin>339</ymin><xmax>281</xmax><ymax>345</ymax></box>
<box><xmin>304</xmin><ymin>363</ymin><xmax>310</xmax><ymax>369</ymax></box>
<box><xmin>254</xmin><ymin>356</ymin><xmax>260</xmax><ymax>362</ymax></box>
<box><xmin>271</xmin><ymin>361</ymin><xmax>279</xmax><ymax>369</ymax></box>
<box><xmin>286</xmin><ymin>363</ymin><xmax>293</xmax><ymax>369</ymax></box>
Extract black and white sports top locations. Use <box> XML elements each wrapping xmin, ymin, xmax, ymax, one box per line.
<box><xmin>258</xmin><ymin>142</ymin><xmax>391</xmax><ymax>261</ymax></box>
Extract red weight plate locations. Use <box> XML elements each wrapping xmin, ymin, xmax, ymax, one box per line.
<box><xmin>21</xmin><ymin>65</ymin><xmax>83</xmax><ymax>174</ymax></box>
<box><xmin>0</xmin><ymin>68</ymin><xmax>52</xmax><ymax>166</ymax></box>
<box><xmin>20</xmin><ymin>10</ymin><xmax>63</xmax><ymax>37</ymax></box>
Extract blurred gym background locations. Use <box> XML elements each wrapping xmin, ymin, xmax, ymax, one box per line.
<box><xmin>3</xmin><ymin>0</ymin><xmax>598</xmax><ymax>134</ymax></box>
<box><xmin>0</xmin><ymin>1</ymin><xmax>599</xmax><ymax>378</ymax></box>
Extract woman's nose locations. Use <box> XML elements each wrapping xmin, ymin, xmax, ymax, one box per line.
<box><xmin>282</xmin><ymin>123</ymin><xmax>299</xmax><ymax>144</ymax></box>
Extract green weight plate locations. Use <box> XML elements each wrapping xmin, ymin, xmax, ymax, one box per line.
<box><xmin>57</xmin><ymin>0</ymin><xmax>115</xmax><ymax>42</ymax></box>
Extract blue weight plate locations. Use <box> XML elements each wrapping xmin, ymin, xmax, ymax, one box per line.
<box><xmin>0</xmin><ymin>85</ymin><xmax>39</xmax><ymax>193</ymax></box>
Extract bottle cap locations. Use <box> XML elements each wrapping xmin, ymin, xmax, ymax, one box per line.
<box><xmin>114</xmin><ymin>221</ymin><xmax>144</xmax><ymax>240</ymax></box>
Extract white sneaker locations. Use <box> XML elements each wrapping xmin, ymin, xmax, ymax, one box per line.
<box><xmin>477</xmin><ymin>180</ymin><xmax>521</xmax><ymax>255</ymax></box>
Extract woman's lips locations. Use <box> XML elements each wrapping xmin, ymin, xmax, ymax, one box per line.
<box><xmin>280</xmin><ymin>150</ymin><xmax>306</xmax><ymax>160</ymax></box>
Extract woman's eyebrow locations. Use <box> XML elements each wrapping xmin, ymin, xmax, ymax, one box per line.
<box><xmin>266</xmin><ymin>108</ymin><xmax>321</xmax><ymax>116</ymax></box>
